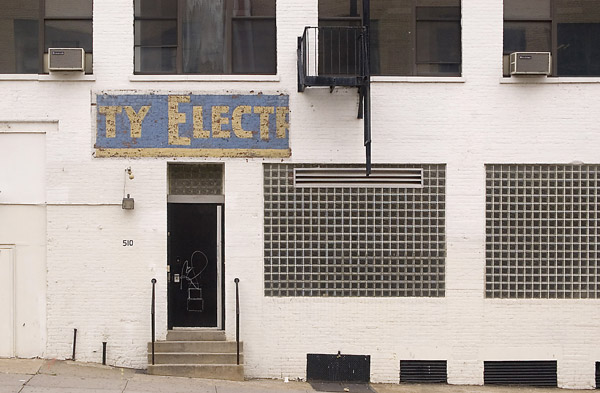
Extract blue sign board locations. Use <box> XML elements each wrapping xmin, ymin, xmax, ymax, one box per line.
<box><xmin>95</xmin><ymin>94</ymin><xmax>290</xmax><ymax>158</ymax></box>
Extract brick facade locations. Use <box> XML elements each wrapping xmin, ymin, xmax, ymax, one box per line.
<box><xmin>1</xmin><ymin>0</ymin><xmax>599</xmax><ymax>389</ymax></box>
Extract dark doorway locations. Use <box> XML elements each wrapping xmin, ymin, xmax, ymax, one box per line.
<box><xmin>167</xmin><ymin>203</ymin><xmax>222</xmax><ymax>328</ymax></box>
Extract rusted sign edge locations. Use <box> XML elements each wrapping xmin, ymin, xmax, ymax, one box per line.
<box><xmin>94</xmin><ymin>148</ymin><xmax>291</xmax><ymax>158</ymax></box>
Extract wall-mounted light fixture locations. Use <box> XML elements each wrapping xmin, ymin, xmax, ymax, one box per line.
<box><xmin>122</xmin><ymin>167</ymin><xmax>135</xmax><ymax>210</ymax></box>
<box><xmin>122</xmin><ymin>194</ymin><xmax>134</xmax><ymax>210</ymax></box>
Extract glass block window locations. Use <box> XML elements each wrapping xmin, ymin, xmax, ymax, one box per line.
<box><xmin>168</xmin><ymin>163</ymin><xmax>223</xmax><ymax>195</ymax></box>
<box><xmin>264</xmin><ymin>164</ymin><xmax>446</xmax><ymax>297</ymax></box>
<box><xmin>486</xmin><ymin>164</ymin><xmax>600</xmax><ymax>299</ymax></box>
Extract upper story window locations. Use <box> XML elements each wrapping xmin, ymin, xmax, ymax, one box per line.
<box><xmin>318</xmin><ymin>0</ymin><xmax>462</xmax><ymax>77</ymax></box>
<box><xmin>0</xmin><ymin>0</ymin><xmax>93</xmax><ymax>74</ymax></box>
<box><xmin>504</xmin><ymin>0</ymin><xmax>600</xmax><ymax>76</ymax></box>
<box><xmin>134</xmin><ymin>0</ymin><xmax>276</xmax><ymax>74</ymax></box>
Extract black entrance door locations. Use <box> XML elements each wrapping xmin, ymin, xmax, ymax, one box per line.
<box><xmin>168</xmin><ymin>203</ymin><xmax>221</xmax><ymax>328</ymax></box>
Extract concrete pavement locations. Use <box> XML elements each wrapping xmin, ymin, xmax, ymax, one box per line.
<box><xmin>0</xmin><ymin>359</ymin><xmax>592</xmax><ymax>393</ymax></box>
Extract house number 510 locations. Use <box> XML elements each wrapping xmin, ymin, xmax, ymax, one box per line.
<box><xmin>123</xmin><ymin>240</ymin><xmax>134</xmax><ymax>247</ymax></box>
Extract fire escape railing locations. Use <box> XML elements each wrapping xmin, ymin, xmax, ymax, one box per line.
<box><xmin>297</xmin><ymin>26</ymin><xmax>366</xmax><ymax>91</ymax></box>
<box><xmin>297</xmin><ymin>18</ymin><xmax>372</xmax><ymax>174</ymax></box>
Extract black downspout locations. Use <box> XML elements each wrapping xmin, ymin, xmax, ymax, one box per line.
<box><xmin>362</xmin><ymin>0</ymin><xmax>372</xmax><ymax>176</ymax></box>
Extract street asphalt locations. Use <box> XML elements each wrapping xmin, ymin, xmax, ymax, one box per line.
<box><xmin>0</xmin><ymin>359</ymin><xmax>592</xmax><ymax>393</ymax></box>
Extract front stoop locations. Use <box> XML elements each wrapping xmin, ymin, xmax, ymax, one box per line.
<box><xmin>147</xmin><ymin>330</ymin><xmax>244</xmax><ymax>381</ymax></box>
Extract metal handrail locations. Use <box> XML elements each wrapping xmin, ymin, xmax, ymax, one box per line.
<box><xmin>234</xmin><ymin>278</ymin><xmax>240</xmax><ymax>365</ymax></box>
<box><xmin>151</xmin><ymin>278</ymin><xmax>156</xmax><ymax>365</ymax></box>
<box><xmin>72</xmin><ymin>328</ymin><xmax>77</xmax><ymax>361</ymax></box>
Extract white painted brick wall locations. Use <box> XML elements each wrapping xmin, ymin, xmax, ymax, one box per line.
<box><xmin>0</xmin><ymin>0</ymin><xmax>599</xmax><ymax>388</ymax></box>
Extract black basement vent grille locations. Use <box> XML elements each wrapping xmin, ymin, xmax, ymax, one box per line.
<box><xmin>307</xmin><ymin>354</ymin><xmax>370</xmax><ymax>383</ymax></box>
<box><xmin>484</xmin><ymin>361</ymin><xmax>557</xmax><ymax>387</ymax></box>
<box><xmin>596</xmin><ymin>362</ymin><xmax>600</xmax><ymax>389</ymax></box>
<box><xmin>294</xmin><ymin>168</ymin><xmax>423</xmax><ymax>188</ymax></box>
<box><xmin>400</xmin><ymin>360</ymin><xmax>447</xmax><ymax>383</ymax></box>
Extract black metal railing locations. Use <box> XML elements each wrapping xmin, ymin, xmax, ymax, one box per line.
<box><xmin>298</xmin><ymin>26</ymin><xmax>367</xmax><ymax>91</ymax></box>
<box><xmin>234</xmin><ymin>277</ymin><xmax>240</xmax><ymax>365</ymax></box>
<box><xmin>150</xmin><ymin>278</ymin><xmax>156</xmax><ymax>365</ymax></box>
<box><xmin>72</xmin><ymin>328</ymin><xmax>77</xmax><ymax>361</ymax></box>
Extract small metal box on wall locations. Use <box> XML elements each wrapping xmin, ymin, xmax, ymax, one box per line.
<box><xmin>510</xmin><ymin>52</ymin><xmax>551</xmax><ymax>75</ymax></box>
<box><xmin>48</xmin><ymin>48</ymin><xmax>85</xmax><ymax>71</ymax></box>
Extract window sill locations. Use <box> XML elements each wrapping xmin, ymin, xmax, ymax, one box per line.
<box><xmin>0</xmin><ymin>74</ymin><xmax>96</xmax><ymax>82</ymax></box>
<box><xmin>500</xmin><ymin>77</ymin><xmax>600</xmax><ymax>84</ymax></box>
<box><xmin>371</xmin><ymin>76</ymin><xmax>465</xmax><ymax>83</ymax></box>
<box><xmin>129</xmin><ymin>74</ymin><xmax>281</xmax><ymax>82</ymax></box>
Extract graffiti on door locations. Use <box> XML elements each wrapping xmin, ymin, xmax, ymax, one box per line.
<box><xmin>181</xmin><ymin>250</ymin><xmax>209</xmax><ymax>312</ymax></box>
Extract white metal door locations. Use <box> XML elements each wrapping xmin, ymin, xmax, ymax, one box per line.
<box><xmin>0</xmin><ymin>247</ymin><xmax>15</xmax><ymax>357</ymax></box>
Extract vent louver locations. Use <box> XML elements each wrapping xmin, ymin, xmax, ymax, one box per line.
<box><xmin>400</xmin><ymin>360</ymin><xmax>447</xmax><ymax>383</ymax></box>
<box><xmin>307</xmin><ymin>354</ymin><xmax>370</xmax><ymax>383</ymax></box>
<box><xmin>484</xmin><ymin>361</ymin><xmax>557</xmax><ymax>387</ymax></box>
<box><xmin>294</xmin><ymin>168</ymin><xmax>423</xmax><ymax>188</ymax></box>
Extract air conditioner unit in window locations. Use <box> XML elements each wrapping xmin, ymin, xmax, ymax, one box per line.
<box><xmin>48</xmin><ymin>48</ymin><xmax>85</xmax><ymax>71</ymax></box>
<box><xmin>510</xmin><ymin>52</ymin><xmax>551</xmax><ymax>76</ymax></box>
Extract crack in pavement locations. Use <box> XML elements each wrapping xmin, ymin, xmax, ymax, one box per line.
<box><xmin>121</xmin><ymin>378</ymin><xmax>129</xmax><ymax>393</ymax></box>
<box><xmin>16</xmin><ymin>373</ymin><xmax>35</xmax><ymax>393</ymax></box>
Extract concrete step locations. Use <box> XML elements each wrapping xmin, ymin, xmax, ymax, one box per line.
<box><xmin>147</xmin><ymin>352</ymin><xmax>243</xmax><ymax>365</ymax></box>
<box><xmin>147</xmin><ymin>364</ymin><xmax>244</xmax><ymax>381</ymax></box>
<box><xmin>148</xmin><ymin>341</ymin><xmax>242</xmax><ymax>353</ymax></box>
<box><xmin>166</xmin><ymin>330</ymin><xmax>226</xmax><ymax>341</ymax></box>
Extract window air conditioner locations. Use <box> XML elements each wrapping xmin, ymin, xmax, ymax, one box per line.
<box><xmin>510</xmin><ymin>52</ymin><xmax>551</xmax><ymax>76</ymax></box>
<box><xmin>48</xmin><ymin>48</ymin><xmax>85</xmax><ymax>71</ymax></box>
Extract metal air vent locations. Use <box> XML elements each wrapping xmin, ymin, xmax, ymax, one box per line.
<box><xmin>484</xmin><ymin>361</ymin><xmax>557</xmax><ymax>387</ymax></box>
<box><xmin>48</xmin><ymin>48</ymin><xmax>85</xmax><ymax>71</ymax></box>
<box><xmin>400</xmin><ymin>360</ymin><xmax>447</xmax><ymax>383</ymax></box>
<box><xmin>510</xmin><ymin>52</ymin><xmax>551</xmax><ymax>75</ymax></box>
<box><xmin>307</xmin><ymin>353</ymin><xmax>370</xmax><ymax>383</ymax></box>
<box><xmin>294</xmin><ymin>168</ymin><xmax>423</xmax><ymax>188</ymax></box>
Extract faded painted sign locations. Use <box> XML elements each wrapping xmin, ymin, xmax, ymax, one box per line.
<box><xmin>95</xmin><ymin>94</ymin><xmax>290</xmax><ymax>158</ymax></box>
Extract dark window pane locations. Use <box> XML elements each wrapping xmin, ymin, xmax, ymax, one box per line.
<box><xmin>234</xmin><ymin>0</ymin><xmax>275</xmax><ymax>17</ymax></box>
<box><xmin>416</xmin><ymin>63</ymin><xmax>460</xmax><ymax>75</ymax></box>
<box><xmin>0</xmin><ymin>19</ymin><xmax>39</xmax><ymax>73</ymax></box>
<box><xmin>135</xmin><ymin>47</ymin><xmax>176</xmax><ymax>73</ymax></box>
<box><xmin>416</xmin><ymin>6</ymin><xmax>460</xmax><ymax>21</ymax></box>
<box><xmin>318</xmin><ymin>19</ymin><xmax>361</xmax><ymax>28</ymax></box>
<box><xmin>503</xmin><ymin>21</ymin><xmax>550</xmax><ymax>55</ymax></box>
<box><xmin>555</xmin><ymin>0</ymin><xmax>600</xmax><ymax>23</ymax></box>
<box><xmin>416</xmin><ymin>21</ymin><xmax>460</xmax><ymax>63</ymax></box>
<box><xmin>232</xmin><ymin>19</ymin><xmax>276</xmax><ymax>74</ymax></box>
<box><xmin>46</xmin><ymin>0</ymin><xmax>92</xmax><ymax>18</ymax></box>
<box><xmin>557</xmin><ymin>23</ymin><xmax>600</xmax><ymax>76</ymax></box>
<box><xmin>318</xmin><ymin>0</ymin><xmax>462</xmax><ymax>77</ymax></box>
<box><xmin>371</xmin><ymin>0</ymin><xmax>413</xmax><ymax>76</ymax></box>
<box><xmin>0</xmin><ymin>0</ymin><xmax>40</xmax><ymax>73</ymax></box>
<box><xmin>416</xmin><ymin>0</ymin><xmax>459</xmax><ymax>6</ymax></box>
<box><xmin>504</xmin><ymin>0</ymin><xmax>551</xmax><ymax>20</ymax></box>
<box><xmin>134</xmin><ymin>0</ymin><xmax>177</xmax><ymax>18</ymax></box>
<box><xmin>134</xmin><ymin>20</ymin><xmax>177</xmax><ymax>46</ymax></box>
<box><xmin>182</xmin><ymin>0</ymin><xmax>226</xmax><ymax>74</ymax></box>
<box><xmin>319</xmin><ymin>0</ymin><xmax>362</xmax><ymax>18</ymax></box>
<box><xmin>45</xmin><ymin>20</ymin><xmax>93</xmax><ymax>52</ymax></box>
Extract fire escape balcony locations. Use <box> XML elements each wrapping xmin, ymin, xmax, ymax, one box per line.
<box><xmin>297</xmin><ymin>26</ymin><xmax>368</xmax><ymax>92</ymax></box>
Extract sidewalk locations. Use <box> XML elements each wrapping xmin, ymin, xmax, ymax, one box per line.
<box><xmin>0</xmin><ymin>359</ymin><xmax>591</xmax><ymax>393</ymax></box>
